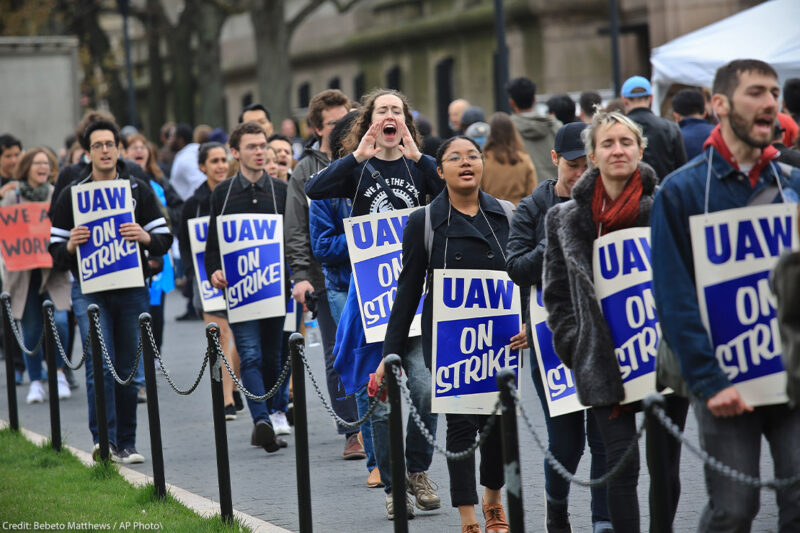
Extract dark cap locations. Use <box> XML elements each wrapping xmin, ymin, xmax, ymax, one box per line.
<box><xmin>553</xmin><ymin>122</ymin><xmax>588</xmax><ymax>160</ymax></box>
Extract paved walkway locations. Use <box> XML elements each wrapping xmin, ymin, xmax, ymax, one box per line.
<box><xmin>1</xmin><ymin>292</ymin><xmax>781</xmax><ymax>532</ymax></box>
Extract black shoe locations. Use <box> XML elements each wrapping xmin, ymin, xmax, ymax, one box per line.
<box><xmin>286</xmin><ymin>402</ymin><xmax>294</xmax><ymax>426</ymax></box>
<box><xmin>224</xmin><ymin>404</ymin><xmax>237</xmax><ymax>421</ymax></box>
<box><xmin>251</xmin><ymin>420</ymin><xmax>280</xmax><ymax>453</ymax></box>
<box><xmin>544</xmin><ymin>492</ymin><xmax>572</xmax><ymax>533</ymax></box>
<box><xmin>233</xmin><ymin>390</ymin><xmax>244</xmax><ymax>412</ymax></box>
<box><xmin>175</xmin><ymin>311</ymin><xmax>201</xmax><ymax>321</ymax></box>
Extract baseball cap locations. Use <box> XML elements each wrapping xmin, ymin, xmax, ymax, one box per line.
<box><xmin>553</xmin><ymin>122</ymin><xmax>588</xmax><ymax>161</ymax></box>
<box><xmin>621</xmin><ymin>76</ymin><xmax>652</xmax><ymax>98</ymax></box>
<box><xmin>465</xmin><ymin>121</ymin><xmax>490</xmax><ymax>148</ymax></box>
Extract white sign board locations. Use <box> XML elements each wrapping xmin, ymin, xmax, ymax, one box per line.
<box><xmin>188</xmin><ymin>216</ymin><xmax>225</xmax><ymax>312</ymax></box>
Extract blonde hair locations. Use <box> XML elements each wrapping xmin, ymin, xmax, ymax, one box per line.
<box><xmin>581</xmin><ymin>111</ymin><xmax>647</xmax><ymax>165</ymax></box>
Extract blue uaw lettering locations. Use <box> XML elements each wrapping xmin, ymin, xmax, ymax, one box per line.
<box><xmin>201</xmin><ymin>279</ymin><xmax>220</xmax><ymax>300</ymax></box>
<box><xmin>227</xmin><ymin>247</ymin><xmax>281</xmax><ymax>307</ymax></box>
<box><xmin>222</xmin><ymin>218</ymin><xmax>277</xmax><ymax>243</ymax></box>
<box><xmin>598</xmin><ymin>237</ymin><xmax>651</xmax><ymax>279</ymax></box>
<box><xmin>705</xmin><ymin>216</ymin><xmax>793</xmax><ymax>264</ymax></box>
<box><xmin>715</xmin><ymin>278</ymin><xmax>780</xmax><ymax>380</ymax></box>
<box><xmin>546</xmin><ymin>363</ymin><xmax>575</xmax><ymax>399</ymax></box>
<box><xmin>81</xmin><ymin>239</ymin><xmax>137</xmax><ymax>280</ymax></box>
<box><xmin>362</xmin><ymin>255</ymin><xmax>403</xmax><ymax>325</ymax></box>
<box><xmin>352</xmin><ymin>215</ymin><xmax>408</xmax><ymax>250</ymax></box>
<box><xmin>436</xmin><ymin>319</ymin><xmax>517</xmax><ymax>393</ymax></box>
<box><xmin>615</xmin><ymin>289</ymin><xmax>660</xmax><ymax>380</ymax></box>
<box><xmin>442</xmin><ymin>277</ymin><xmax>515</xmax><ymax>309</ymax></box>
<box><xmin>76</xmin><ymin>187</ymin><xmax>126</xmax><ymax>214</ymax></box>
<box><xmin>194</xmin><ymin>221</ymin><xmax>208</xmax><ymax>243</ymax></box>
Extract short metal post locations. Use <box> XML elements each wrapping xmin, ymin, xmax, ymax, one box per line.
<box><xmin>207</xmin><ymin>323</ymin><xmax>233</xmax><ymax>523</ymax></box>
<box><xmin>384</xmin><ymin>354</ymin><xmax>408</xmax><ymax>533</ymax></box>
<box><xmin>139</xmin><ymin>313</ymin><xmax>165</xmax><ymax>499</ymax></box>
<box><xmin>1</xmin><ymin>292</ymin><xmax>20</xmax><ymax>431</ymax></box>
<box><xmin>644</xmin><ymin>393</ymin><xmax>668</xmax><ymax>532</ymax></box>
<box><xmin>88</xmin><ymin>304</ymin><xmax>110</xmax><ymax>462</ymax></box>
<box><xmin>497</xmin><ymin>368</ymin><xmax>524</xmax><ymax>532</ymax></box>
<box><xmin>290</xmin><ymin>333</ymin><xmax>312</xmax><ymax>533</ymax></box>
<box><xmin>42</xmin><ymin>301</ymin><xmax>62</xmax><ymax>451</ymax></box>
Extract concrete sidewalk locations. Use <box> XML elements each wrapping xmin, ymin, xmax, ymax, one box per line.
<box><xmin>1</xmin><ymin>291</ymin><xmax>780</xmax><ymax>532</ymax></box>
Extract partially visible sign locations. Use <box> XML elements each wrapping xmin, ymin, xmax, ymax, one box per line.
<box><xmin>217</xmin><ymin>213</ymin><xmax>285</xmax><ymax>323</ymax></box>
<box><xmin>72</xmin><ymin>181</ymin><xmax>143</xmax><ymax>293</ymax></box>
<box><xmin>432</xmin><ymin>269</ymin><xmax>521</xmax><ymax>414</ymax></box>
<box><xmin>529</xmin><ymin>286</ymin><xmax>584</xmax><ymax>417</ymax></box>
<box><xmin>690</xmin><ymin>204</ymin><xmax>797</xmax><ymax>406</ymax></box>
<box><xmin>0</xmin><ymin>202</ymin><xmax>52</xmax><ymax>271</ymax></box>
<box><xmin>593</xmin><ymin>227</ymin><xmax>660</xmax><ymax>405</ymax></box>
<box><xmin>188</xmin><ymin>216</ymin><xmax>225</xmax><ymax>312</ymax></box>
<box><xmin>344</xmin><ymin>208</ymin><xmax>422</xmax><ymax>343</ymax></box>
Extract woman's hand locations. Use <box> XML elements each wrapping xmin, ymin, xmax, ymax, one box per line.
<box><xmin>353</xmin><ymin>121</ymin><xmax>383</xmax><ymax>163</ymax></box>
<box><xmin>397</xmin><ymin>120</ymin><xmax>422</xmax><ymax>163</ymax></box>
<box><xmin>509</xmin><ymin>324</ymin><xmax>528</xmax><ymax>350</ymax></box>
<box><xmin>374</xmin><ymin>358</ymin><xmax>386</xmax><ymax>386</ymax></box>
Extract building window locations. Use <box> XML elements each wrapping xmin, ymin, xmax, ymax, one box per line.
<box><xmin>435</xmin><ymin>57</ymin><xmax>454</xmax><ymax>137</ymax></box>
<box><xmin>354</xmin><ymin>73</ymin><xmax>365</xmax><ymax>102</ymax></box>
<box><xmin>386</xmin><ymin>66</ymin><xmax>401</xmax><ymax>91</ymax></box>
<box><xmin>298</xmin><ymin>82</ymin><xmax>310</xmax><ymax>108</ymax></box>
<box><xmin>328</xmin><ymin>77</ymin><xmax>341</xmax><ymax>90</ymax></box>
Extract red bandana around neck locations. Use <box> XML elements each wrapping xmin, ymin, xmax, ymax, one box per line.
<box><xmin>591</xmin><ymin>168</ymin><xmax>643</xmax><ymax>236</ymax></box>
<box><xmin>703</xmin><ymin>125</ymin><xmax>779</xmax><ymax>188</ymax></box>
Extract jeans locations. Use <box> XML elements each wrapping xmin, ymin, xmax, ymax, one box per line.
<box><xmin>264</xmin><ymin>331</ymin><xmax>291</xmax><ymax>414</ymax></box>
<box><xmin>20</xmin><ymin>271</ymin><xmax>67</xmax><ymax>381</ymax></box>
<box><xmin>371</xmin><ymin>337</ymin><xmax>438</xmax><ymax>494</ymax></box>
<box><xmin>530</xmin><ymin>356</ymin><xmax>610</xmax><ymax>524</ymax></box>
<box><xmin>317</xmin><ymin>288</ymin><xmax>359</xmax><ymax>434</ymax></box>
<box><xmin>230</xmin><ymin>316</ymin><xmax>284</xmax><ymax>425</ymax></box>
<box><xmin>355</xmin><ymin>384</ymin><xmax>377</xmax><ymax>472</ymax></box>
<box><xmin>692</xmin><ymin>398</ymin><xmax>800</xmax><ymax>532</ymax></box>
<box><xmin>72</xmin><ymin>282</ymin><xmax>148</xmax><ymax>450</ymax></box>
<box><xmin>326</xmin><ymin>288</ymin><xmax>348</xmax><ymax>323</ymax></box>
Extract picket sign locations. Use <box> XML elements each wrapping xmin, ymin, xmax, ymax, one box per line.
<box><xmin>284</xmin><ymin>286</ymin><xmax>300</xmax><ymax>332</ymax></box>
<box><xmin>217</xmin><ymin>213</ymin><xmax>285</xmax><ymax>323</ymax></box>
<box><xmin>593</xmin><ymin>227</ymin><xmax>660</xmax><ymax>405</ymax></box>
<box><xmin>431</xmin><ymin>269</ymin><xmax>521</xmax><ymax>414</ymax></box>
<box><xmin>690</xmin><ymin>203</ymin><xmax>797</xmax><ymax>406</ymax></box>
<box><xmin>344</xmin><ymin>207</ymin><xmax>422</xmax><ymax>343</ymax></box>
<box><xmin>188</xmin><ymin>216</ymin><xmax>226</xmax><ymax>313</ymax></box>
<box><xmin>0</xmin><ymin>202</ymin><xmax>52</xmax><ymax>271</ymax></box>
<box><xmin>529</xmin><ymin>286</ymin><xmax>584</xmax><ymax>417</ymax></box>
<box><xmin>72</xmin><ymin>180</ymin><xmax>143</xmax><ymax>294</ymax></box>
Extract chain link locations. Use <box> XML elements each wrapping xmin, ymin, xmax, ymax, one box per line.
<box><xmin>297</xmin><ymin>343</ymin><xmax>385</xmax><ymax>430</ymax></box>
<box><xmin>46</xmin><ymin>306</ymin><xmax>87</xmax><ymax>370</ymax></box>
<box><xmin>142</xmin><ymin>319</ymin><xmax>208</xmax><ymax>395</ymax></box>
<box><xmin>650</xmin><ymin>404</ymin><xmax>800</xmax><ymax>491</ymax></box>
<box><xmin>391</xmin><ymin>364</ymin><xmax>500</xmax><ymax>461</ymax></box>
<box><xmin>213</xmin><ymin>331</ymin><xmax>290</xmax><ymax>402</ymax></box>
<box><xmin>2</xmin><ymin>297</ymin><xmax>44</xmax><ymax>356</ymax></box>
<box><xmin>512</xmin><ymin>386</ymin><xmax>646</xmax><ymax>487</ymax></box>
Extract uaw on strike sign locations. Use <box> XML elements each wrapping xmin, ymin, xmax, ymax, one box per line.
<box><xmin>344</xmin><ymin>208</ymin><xmax>422</xmax><ymax>343</ymax></box>
<box><xmin>218</xmin><ymin>213</ymin><xmax>285</xmax><ymax>323</ymax></box>
<box><xmin>690</xmin><ymin>203</ymin><xmax>797</xmax><ymax>406</ymax></box>
<box><xmin>72</xmin><ymin>181</ymin><xmax>143</xmax><ymax>294</ymax></box>
<box><xmin>593</xmin><ymin>227</ymin><xmax>661</xmax><ymax>405</ymax></box>
<box><xmin>432</xmin><ymin>270</ymin><xmax>521</xmax><ymax>414</ymax></box>
<box><xmin>188</xmin><ymin>216</ymin><xmax>225</xmax><ymax>313</ymax></box>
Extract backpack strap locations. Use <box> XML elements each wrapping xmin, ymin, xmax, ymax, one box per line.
<box><xmin>424</xmin><ymin>204</ymin><xmax>434</xmax><ymax>262</ymax></box>
<box><xmin>497</xmin><ymin>199</ymin><xmax>515</xmax><ymax>225</ymax></box>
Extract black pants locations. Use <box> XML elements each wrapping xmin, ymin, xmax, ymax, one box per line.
<box><xmin>445</xmin><ymin>413</ymin><xmax>504</xmax><ymax>507</ymax></box>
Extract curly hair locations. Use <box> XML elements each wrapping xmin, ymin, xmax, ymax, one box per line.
<box><xmin>342</xmin><ymin>89</ymin><xmax>421</xmax><ymax>156</ymax></box>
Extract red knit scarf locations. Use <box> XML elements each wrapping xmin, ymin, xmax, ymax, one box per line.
<box><xmin>703</xmin><ymin>125</ymin><xmax>778</xmax><ymax>188</ymax></box>
<box><xmin>591</xmin><ymin>169</ymin><xmax>643</xmax><ymax>236</ymax></box>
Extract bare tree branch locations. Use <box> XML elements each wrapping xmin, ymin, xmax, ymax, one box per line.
<box><xmin>330</xmin><ymin>0</ymin><xmax>360</xmax><ymax>13</ymax></box>
<box><xmin>287</xmin><ymin>0</ymin><xmax>325</xmax><ymax>35</ymax></box>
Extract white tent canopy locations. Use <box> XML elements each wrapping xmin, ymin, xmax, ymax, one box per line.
<box><xmin>650</xmin><ymin>0</ymin><xmax>800</xmax><ymax>110</ymax></box>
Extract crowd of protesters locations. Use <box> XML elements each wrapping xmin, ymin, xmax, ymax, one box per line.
<box><xmin>1</xmin><ymin>57</ymin><xmax>800</xmax><ymax>533</ymax></box>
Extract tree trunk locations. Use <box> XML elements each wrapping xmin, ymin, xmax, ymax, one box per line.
<box><xmin>166</xmin><ymin>1</ymin><xmax>196</xmax><ymax>125</ymax></box>
<box><xmin>144</xmin><ymin>0</ymin><xmax>166</xmax><ymax>140</ymax></box>
<box><xmin>251</xmin><ymin>0</ymin><xmax>291</xmax><ymax>123</ymax></box>
<box><xmin>195</xmin><ymin>1</ymin><xmax>228</xmax><ymax>127</ymax></box>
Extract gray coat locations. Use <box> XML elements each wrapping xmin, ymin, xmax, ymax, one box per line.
<box><xmin>542</xmin><ymin>163</ymin><xmax>658</xmax><ymax>407</ymax></box>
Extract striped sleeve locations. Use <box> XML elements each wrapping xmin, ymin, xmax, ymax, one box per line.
<box><xmin>49</xmin><ymin>226</ymin><xmax>70</xmax><ymax>244</ymax></box>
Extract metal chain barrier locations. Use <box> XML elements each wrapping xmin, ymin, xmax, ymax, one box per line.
<box><xmin>213</xmin><ymin>332</ymin><xmax>290</xmax><ymax>402</ymax></box>
<box><xmin>512</xmin><ymin>386</ymin><xmax>646</xmax><ymax>487</ymax></box>
<box><xmin>650</xmin><ymin>404</ymin><xmax>800</xmax><ymax>490</ymax></box>
<box><xmin>93</xmin><ymin>311</ymin><xmax>142</xmax><ymax>386</ymax></box>
<box><xmin>2</xmin><ymin>297</ymin><xmax>44</xmax><ymax>356</ymax></box>
<box><xmin>143</xmin><ymin>319</ymin><xmax>208</xmax><ymax>395</ymax></box>
<box><xmin>297</xmin><ymin>344</ymin><xmax>385</xmax><ymax>430</ymax></box>
<box><xmin>46</xmin><ymin>306</ymin><xmax>88</xmax><ymax>370</ymax></box>
<box><xmin>391</xmin><ymin>364</ymin><xmax>500</xmax><ymax>461</ymax></box>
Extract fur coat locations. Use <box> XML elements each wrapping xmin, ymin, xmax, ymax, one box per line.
<box><xmin>542</xmin><ymin>163</ymin><xmax>658</xmax><ymax>407</ymax></box>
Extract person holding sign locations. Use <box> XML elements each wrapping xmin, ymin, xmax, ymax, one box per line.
<box><xmin>1</xmin><ymin>147</ymin><xmax>72</xmax><ymax>404</ymax></box>
<box><xmin>543</xmin><ymin>111</ymin><xmax>660</xmax><ymax>533</ymax></box>
<box><xmin>306</xmin><ymin>89</ymin><xmax>445</xmax><ymax>518</ymax></box>
<box><xmin>506</xmin><ymin>122</ymin><xmax>614</xmax><ymax>533</ymax></box>
<box><xmin>377</xmin><ymin>137</ymin><xmax>527</xmax><ymax>533</ymax></box>
<box><xmin>205</xmin><ymin>122</ymin><xmax>290</xmax><ymax>452</ymax></box>
<box><xmin>652</xmin><ymin>59</ymin><xmax>800</xmax><ymax>531</ymax></box>
<box><xmin>49</xmin><ymin>120</ymin><xmax>173</xmax><ymax>464</ymax></box>
<box><xmin>178</xmin><ymin>142</ymin><xmax>242</xmax><ymax>420</ymax></box>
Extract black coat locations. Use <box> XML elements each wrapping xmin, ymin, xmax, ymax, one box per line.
<box><xmin>542</xmin><ymin>163</ymin><xmax>658</xmax><ymax>406</ymax></box>
<box><xmin>628</xmin><ymin>107</ymin><xmax>687</xmax><ymax>181</ymax></box>
<box><xmin>383</xmin><ymin>188</ymin><xmax>512</xmax><ymax>367</ymax></box>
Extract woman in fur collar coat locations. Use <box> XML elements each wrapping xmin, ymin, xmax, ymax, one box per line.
<box><xmin>542</xmin><ymin>111</ymin><xmax>656</xmax><ymax>533</ymax></box>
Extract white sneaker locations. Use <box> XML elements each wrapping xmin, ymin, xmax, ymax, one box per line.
<box><xmin>26</xmin><ymin>380</ymin><xmax>46</xmax><ymax>404</ymax></box>
<box><xmin>57</xmin><ymin>372</ymin><xmax>71</xmax><ymax>400</ymax></box>
<box><xmin>270</xmin><ymin>411</ymin><xmax>291</xmax><ymax>435</ymax></box>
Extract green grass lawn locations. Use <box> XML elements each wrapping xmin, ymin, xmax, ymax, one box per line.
<box><xmin>0</xmin><ymin>428</ymin><xmax>250</xmax><ymax>532</ymax></box>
